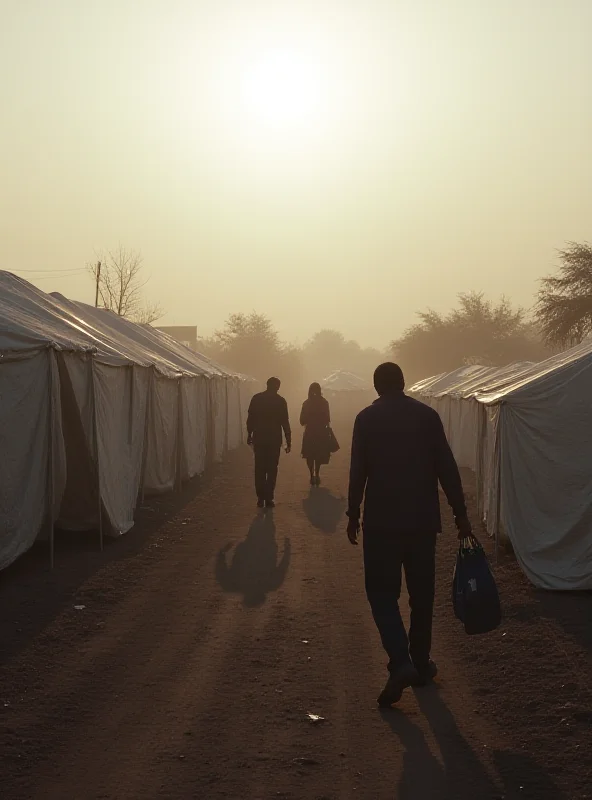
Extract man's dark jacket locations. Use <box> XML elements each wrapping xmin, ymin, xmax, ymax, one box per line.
<box><xmin>247</xmin><ymin>390</ymin><xmax>291</xmax><ymax>448</ymax></box>
<box><xmin>347</xmin><ymin>391</ymin><xmax>466</xmax><ymax>532</ymax></box>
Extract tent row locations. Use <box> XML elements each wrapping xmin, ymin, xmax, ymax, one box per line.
<box><xmin>0</xmin><ymin>272</ymin><xmax>256</xmax><ymax>572</ymax></box>
<box><xmin>409</xmin><ymin>347</ymin><xmax>592</xmax><ymax>590</ymax></box>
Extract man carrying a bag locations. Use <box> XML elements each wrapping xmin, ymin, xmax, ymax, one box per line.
<box><xmin>346</xmin><ymin>362</ymin><xmax>472</xmax><ymax>707</ymax></box>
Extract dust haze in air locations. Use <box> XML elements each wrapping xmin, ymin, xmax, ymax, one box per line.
<box><xmin>2</xmin><ymin>0</ymin><xmax>592</xmax><ymax>383</ymax></box>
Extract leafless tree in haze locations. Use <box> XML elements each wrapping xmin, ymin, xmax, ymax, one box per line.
<box><xmin>392</xmin><ymin>291</ymin><xmax>549</xmax><ymax>384</ymax></box>
<box><xmin>88</xmin><ymin>246</ymin><xmax>163</xmax><ymax>324</ymax></box>
<box><xmin>536</xmin><ymin>242</ymin><xmax>592</xmax><ymax>347</ymax></box>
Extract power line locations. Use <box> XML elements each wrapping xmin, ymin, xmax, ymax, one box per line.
<box><xmin>11</xmin><ymin>267</ymin><xmax>87</xmax><ymax>274</ymax></box>
<box><xmin>29</xmin><ymin>275</ymin><xmax>86</xmax><ymax>282</ymax></box>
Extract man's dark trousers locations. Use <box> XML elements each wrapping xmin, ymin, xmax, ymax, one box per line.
<box><xmin>254</xmin><ymin>443</ymin><xmax>281</xmax><ymax>502</ymax></box>
<box><xmin>363</xmin><ymin>530</ymin><xmax>437</xmax><ymax>672</ymax></box>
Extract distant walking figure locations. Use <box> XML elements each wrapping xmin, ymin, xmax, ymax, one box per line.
<box><xmin>247</xmin><ymin>377</ymin><xmax>291</xmax><ymax>509</ymax></box>
<box><xmin>300</xmin><ymin>382</ymin><xmax>332</xmax><ymax>486</ymax></box>
<box><xmin>346</xmin><ymin>363</ymin><xmax>472</xmax><ymax>707</ymax></box>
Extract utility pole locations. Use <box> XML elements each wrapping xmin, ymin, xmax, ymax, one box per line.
<box><xmin>94</xmin><ymin>261</ymin><xmax>101</xmax><ymax>307</ymax></box>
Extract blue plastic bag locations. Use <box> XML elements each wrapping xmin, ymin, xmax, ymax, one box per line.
<box><xmin>452</xmin><ymin>535</ymin><xmax>501</xmax><ymax>635</ymax></box>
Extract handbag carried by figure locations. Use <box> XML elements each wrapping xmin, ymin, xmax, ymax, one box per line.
<box><xmin>452</xmin><ymin>534</ymin><xmax>501</xmax><ymax>635</ymax></box>
<box><xmin>327</xmin><ymin>427</ymin><xmax>340</xmax><ymax>454</ymax></box>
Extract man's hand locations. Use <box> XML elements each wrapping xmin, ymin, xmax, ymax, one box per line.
<box><xmin>347</xmin><ymin>518</ymin><xmax>360</xmax><ymax>545</ymax></box>
<box><xmin>285</xmin><ymin>444</ymin><xmax>291</xmax><ymax>454</ymax></box>
<box><xmin>455</xmin><ymin>514</ymin><xmax>472</xmax><ymax>540</ymax></box>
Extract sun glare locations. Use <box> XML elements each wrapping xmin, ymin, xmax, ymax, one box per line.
<box><xmin>239</xmin><ymin>48</ymin><xmax>325</xmax><ymax>132</ymax></box>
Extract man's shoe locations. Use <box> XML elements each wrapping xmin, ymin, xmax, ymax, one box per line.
<box><xmin>265</xmin><ymin>499</ymin><xmax>275</xmax><ymax>509</ymax></box>
<box><xmin>412</xmin><ymin>659</ymin><xmax>438</xmax><ymax>687</ymax></box>
<box><xmin>377</xmin><ymin>662</ymin><xmax>419</xmax><ymax>707</ymax></box>
<box><xmin>257</xmin><ymin>498</ymin><xmax>264</xmax><ymax>508</ymax></box>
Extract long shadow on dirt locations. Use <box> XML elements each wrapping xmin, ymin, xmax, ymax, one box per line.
<box><xmin>216</xmin><ymin>513</ymin><xmax>291</xmax><ymax>607</ymax></box>
<box><xmin>302</xmin><ymin>488</ymin><xmax>346</xmax><ymax>534</ymax></box>
<box><xmin>380</xmin><ymin>706</ymin><xmax>447</xmax><ymax>799</ymax></box>
<box><xmin>381</xmin><ymin>684</ymin><xmax>563</xmax><ymax>799</ymax></box>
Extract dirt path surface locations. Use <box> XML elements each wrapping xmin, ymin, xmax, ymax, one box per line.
<box><xmin>1</xmin><ymin>427</ymin><xmax>591</xmax><ymax>800</ymax></box>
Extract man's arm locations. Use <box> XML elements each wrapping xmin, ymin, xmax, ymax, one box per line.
<box><xmin>433</xmin><ymin>414</ymin><xmax>468</xmax><ymax>525</ymax></box>
<box><xmin>281</xmin><ymin>398</ymin><xmax>292</xmax><ymax>449</ymax></box>
<box><xmin>347</xmin><ymin>414</ymin><xmax>367</xmax><ymax>524</ymax></box>
<box><xmin>246</xmin><ymin>395</ymin><xmax>257</xmax><ymax>441</ymax></box>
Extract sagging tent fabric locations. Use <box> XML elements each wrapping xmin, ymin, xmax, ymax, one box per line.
<box><xmin>476</xmin><ymin>342</ymin><xmax>592</xmax><ymax>590</ymax></box>
<box><xmin>410</xmin><ymin>350</ymin><xmax>592</xmax><ymax>590</ymax></box>
<box><xmin>0</xmin><ymin>272</ymin><xmax>253</xmax><ymax>572</ymax></box>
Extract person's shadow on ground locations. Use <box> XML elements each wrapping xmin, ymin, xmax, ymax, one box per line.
<box><xmin>381</xmin><ymin>684</ymin><xmax>502</xmax><ymax>799</ymax></box>
<box><xmin>379</xmin><ymin>707</ymin><xmax>445</xmax><ymax>799</ymax></box>
<box><xmin>302</xmin><ymin>487</ymin><xmax>346</xmax><ymax>533</ymax></box>
<box><xmin>215</xmin><ymin>514</ymin><xmax>291</xmax><ymax>607</ymax></box>
<box><xmin>381</xmin><ymin>684</ymin><xmax>562</xmax><ymax>799</ymax></box>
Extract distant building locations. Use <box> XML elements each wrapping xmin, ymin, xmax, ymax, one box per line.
<box><xmin>157</xmin><ymin>325</ymin><xmax>198</xmax><ymax>351</ymax></box>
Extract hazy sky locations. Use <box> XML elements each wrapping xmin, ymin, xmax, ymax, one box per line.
<box><xmin>2</xmin><ymin>0</ymin><xmax>592</xmax><ymax>349</ymax></box>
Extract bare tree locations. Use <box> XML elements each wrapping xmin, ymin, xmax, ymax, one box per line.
<box><xmin>536</xmin><ymin>242</ymin><xmax>592</xmax><ymax>347</ymax></box>
<box><xmin>88</xmin><ymin>245</ymin><xmax>163</xmax><ymax>324</ymax></box>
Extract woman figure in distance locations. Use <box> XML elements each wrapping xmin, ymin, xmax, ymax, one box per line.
<box><xmin>300</xmin><ymin>382</ymin><xmax>332</xmax><ymax>486</ymax></box>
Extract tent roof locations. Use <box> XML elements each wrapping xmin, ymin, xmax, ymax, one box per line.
<box><xmin>478</xmin><ymin>339</ymin><xmax>592</xmax><ymax>405</ymax></box>
<box><xmin>321</xmin><ymin>370</ymin><xmax>371</xmax><ymax>392</ymax></box>
<box><xmin>436</xmin><ymin>362</ymin><xmax>535</xmax><ymax>400</ymax></box>
<box><xmin>408</xmin><ymin>362</ymin><xmax>541</xmax><ymax>401</ymax></box>
<box><xmin>408</xmin><ymin>342</ymin><xmax>592</xmax><ymax>407</ymax></box>
<box><xmin>408</xmin><ymin>365</ymin><xmax>487</xmax><ymax>398</ymax></box>
<box><xmin>0</xmin><ymin>272</ymin><xmax>245</xmax><ymax>379</ymax></box>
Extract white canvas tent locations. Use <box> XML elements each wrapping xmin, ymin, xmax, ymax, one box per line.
<box><xmin>321</xmin><ymin>370</ymin><xmax>372</xmax><ymax>392</ymax></box>
<box><xmin>408</xmin><ymin>363</ymin><xmax>534</xmax><ymax>471</ymax></box>
<box><xmin>321</xmin><ymin>370</ymin><xmax>374</xmax><ymax>419</ymax></box>
<box><xmin>0</xmin><ymin>272</ymin><xmax>254</xmax><ymax>572</ymax></box>
<box><xmin>410</xmin><ymin>350</ymin><xmax>592</xmax><ymax>590</ymax></box>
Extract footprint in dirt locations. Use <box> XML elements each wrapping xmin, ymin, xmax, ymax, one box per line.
<box><xmin>215</xmin><ymin>514</ymin><xmax>291</xmax><ymax>607</ymax></box>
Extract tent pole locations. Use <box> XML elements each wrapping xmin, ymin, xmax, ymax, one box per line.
<box><xmin>90</xmin><ymin>357</ymin><xmax>103</xmax><ymax>551</ymax></box>
<box><xmin>494</xmin><ymin>411</ymin><xmax>502</xmax><ymax>565</ymax></box>
<box><xmin>140</xmin><ymin>367</ymin><xmax>153</xmax><ymax>505</ymax></box>
<box><xmin>47</xmin><ymin>351</ymin><xmax>56</xmax><ymax>570</ymax></box>
<box><xmin>224</xmin><ymin>379</ymin><xmax>229</xmax><ymax>455</ymax></box>
<box><xmin>176</xmin><ymin>376</ymin><xmax>183</xmax><ymax>493</ymax></box>
<box><xmin>238</xmin><ymin>379</ymin><xmax>245</xmax><ymax>445</ymax></box>
<box><xmin>206</xmin><ymin>379</ymin><xmax>214</xmax><ymax>467</ymax></box>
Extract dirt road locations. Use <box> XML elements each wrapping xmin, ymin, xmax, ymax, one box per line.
<box><xmin>1</xmin><ymin>428</ymin><xmax>591</xmax><ymax>799</ymax></box>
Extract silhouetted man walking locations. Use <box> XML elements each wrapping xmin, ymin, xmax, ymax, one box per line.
<box><xmin>247</xmin><ymin>377</ymin><xmax>291</xmax><ymax>509</ymax></box>
<box><xmin>346</xmin><ymin>363</ymin><xmax>471</xmax><ymax>707</ymax></box>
